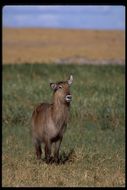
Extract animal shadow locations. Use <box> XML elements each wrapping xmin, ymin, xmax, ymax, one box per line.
<box><xmin>59</xmin><ymin>148</ymin><xmax>75</xmax><ymax>164</ymax></box>
<box><xmin>42</xmin><ymin>149</ymin><xmax>75</xmax><ymax>165</ymax></box>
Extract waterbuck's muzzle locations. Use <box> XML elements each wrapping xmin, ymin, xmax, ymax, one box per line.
<box><xmin>65</xmin><ymin>95</ymin><xmax>72</xmax><ymax>102</ymax></box>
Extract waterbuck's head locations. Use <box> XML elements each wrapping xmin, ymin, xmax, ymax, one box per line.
<box><xmin>50</xmin><ymin>75</ymin><xmax>73</xmax><ymax>104</ymax></box>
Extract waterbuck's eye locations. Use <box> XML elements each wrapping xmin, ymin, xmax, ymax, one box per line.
<box><xmin>59</xmin><ymin>85</ymin><xmax>62</xmax><ymax>89</ymax></box>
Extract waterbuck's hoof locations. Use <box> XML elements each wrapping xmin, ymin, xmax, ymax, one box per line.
<box><xmin>53</xmin><ymin>157</ymin><xmax>60</xmax><ymax>164</ymax></box>
<box><xmin>37</xmin><ymin>156</ymin><xmax>42</xmax><ymax>160</ymax></box>
<box><xmin>45</xmin><ymin>157</ymin><xmax>53</xmax><ymax>164</ymax></box>
<box><xmin>46</xmin><ymin>160</ymin><xmax>50</xmax><ymax>164</ymax></box>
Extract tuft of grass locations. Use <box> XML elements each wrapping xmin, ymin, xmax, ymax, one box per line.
<box><xmin>2</xmin><ymin>63</ymin><xmax>125</xmax><ymax>187</ymax></box>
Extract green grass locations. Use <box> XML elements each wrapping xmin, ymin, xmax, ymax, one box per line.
<box><xmin>2</xmin><ymin>63</ymin><xmax>125</xmax><ymax>187</ymax></box>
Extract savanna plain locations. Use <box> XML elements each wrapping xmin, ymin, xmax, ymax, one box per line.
<box><xmin>2</xmin><ymin>28</ymin><xmax>125</xmax><ymax>187</ymax></box>
<box><xmin>2</xmin><ymin>63</ymin><xmax>125</xmax><ymax>187</ymax></box>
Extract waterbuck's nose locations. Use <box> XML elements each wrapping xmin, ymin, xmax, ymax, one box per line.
<box><xmin>65</xmin><ymin>95</ymin><xmax>72</xmax><ymax>102</ymax></box>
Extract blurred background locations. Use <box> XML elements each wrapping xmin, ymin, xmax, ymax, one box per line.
<box><xmin>2</xmin><ymin>6</ymin><xmax>125</xmax><ymax>63</ymax></box>
<box><xmin>2</xmin><ymin>5</ymin><xmax>125</xmax><ymax>64</ymax></box>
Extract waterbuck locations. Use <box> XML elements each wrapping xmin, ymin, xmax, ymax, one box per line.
<box><xmin>31</xmin><ymin>75</ymin><xmax>73</xmax><ymax>163</ymax></box>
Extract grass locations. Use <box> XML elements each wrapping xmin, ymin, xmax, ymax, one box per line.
<box><xmin>2</xmin><ymin>63</ymin><xmax>125</xmax><ymax>187</ymax></box>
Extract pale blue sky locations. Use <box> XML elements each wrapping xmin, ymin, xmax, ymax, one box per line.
<box><xmin>3</xmin><ymin>5</ymin><xmax>125</xmax><ymax>30</ymax></box>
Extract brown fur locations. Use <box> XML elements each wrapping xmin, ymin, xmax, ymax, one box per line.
<box><xmin>31</xmin><ymin>76</ymin><xmax>73</xmax><ymax>163</ymax></box>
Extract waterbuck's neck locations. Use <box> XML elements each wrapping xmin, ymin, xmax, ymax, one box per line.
<box><xmin>52</xmin><ymin>95</ymin><xmax>70</xmax><ymax>125</ymax></box>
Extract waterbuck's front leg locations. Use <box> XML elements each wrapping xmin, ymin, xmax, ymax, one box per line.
<box><xmin>45</xmin><ymin>140</ymin><xmax>52</xmax><ymax>164</ymax></box>
<box><xmin>35</xmin><ymin>142</ymin><xmax>42</xmax><ymax>160</ymax></box>
<box><xmin>54</xmin><ymin>137</ymin><xmax>63</xmax><ymax>163</ymax></box>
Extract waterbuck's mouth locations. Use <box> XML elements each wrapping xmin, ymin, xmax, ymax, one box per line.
<box><xmin>65</xmin><ymin>95</ymin><xmax>72</xmax><ymax>102</ymax></box>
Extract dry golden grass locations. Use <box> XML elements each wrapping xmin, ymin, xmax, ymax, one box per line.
<box><xmin>2</xmin><ymin>148</ymin><xmax>125</xmax><ymax>187</ymax></box>
<box><xmin>2</xmin><ymin>28</ymin><xmax>125</xmax><ymax>64</ymax></box>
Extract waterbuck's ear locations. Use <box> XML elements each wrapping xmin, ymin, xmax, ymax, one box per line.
<box><xmin>68</xmin><ymin>75</ymin><xmax>73</xmax><ymax>86</ymax></box>
<box><xmin>50</xmin><ymin>83</ymin><xmax>58</xmax><ymax>90</ymax></box>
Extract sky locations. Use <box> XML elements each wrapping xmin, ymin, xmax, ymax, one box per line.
<box><xmin>2</xmin><ymin>5</ymin><xmax>125</xmax><ymax>30</ymax></box>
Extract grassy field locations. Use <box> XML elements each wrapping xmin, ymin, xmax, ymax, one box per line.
<box><xmin>2</xmin><ymin>63</ymin><xmax>125</xmax><ymax>187</ymax></box>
